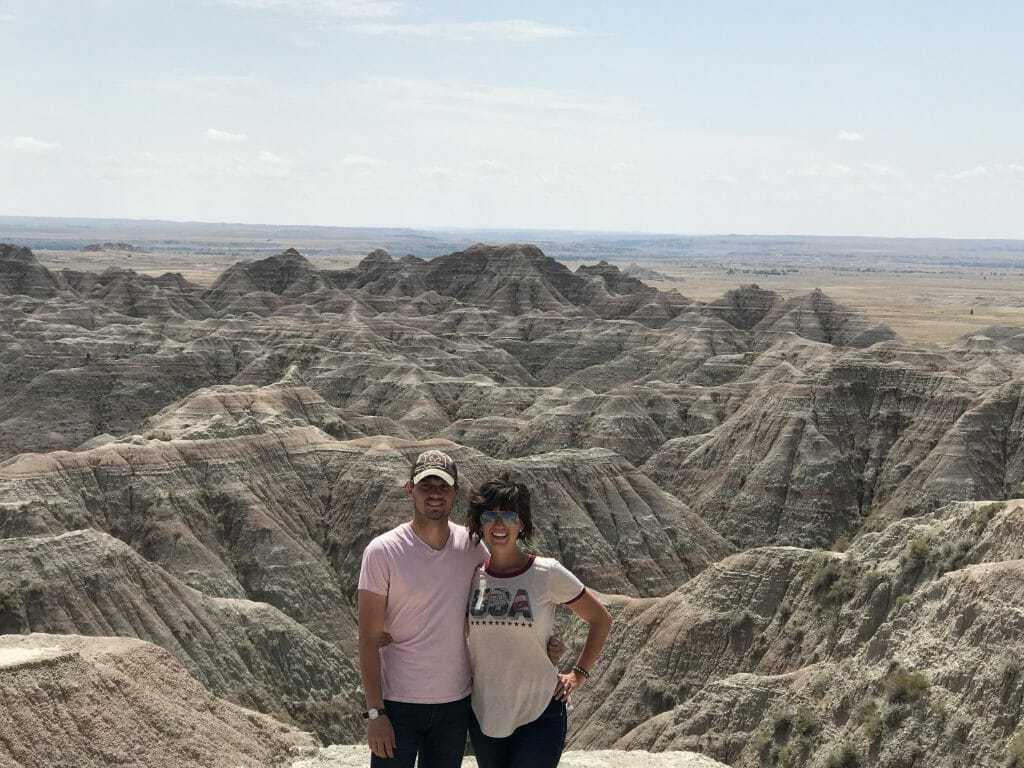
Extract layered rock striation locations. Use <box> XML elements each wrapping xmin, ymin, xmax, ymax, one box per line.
<box><xmin>0</xmin><ymin>633</ymin><xmax>317</xmax><ymax>768</ymax></box>
<box><xmin>3</xmin><ymin>240</ymin><xmax>1024</xmax><ymax>766</ymax></box>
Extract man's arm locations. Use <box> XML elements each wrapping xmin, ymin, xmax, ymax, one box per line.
<box><xmin>358</xmin><ymin>589</ymin><xmax>396</xmax><ymax>759</ymax></box>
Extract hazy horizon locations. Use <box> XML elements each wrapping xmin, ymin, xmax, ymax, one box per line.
<box><xmin>2</xmin><ymin>2</ymin><xmax>1022</xmax><ymax>238</ymax></box>
<box><xmin>6</xmin><ymin>214</ymin><xmax>1024</xmax><ymax>246</ymax></box>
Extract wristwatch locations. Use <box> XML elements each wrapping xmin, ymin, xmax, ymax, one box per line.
<box><xmin>364</xmin><ymin>708</ymin><xmax>385</xmax><ymax>720</ymax></box>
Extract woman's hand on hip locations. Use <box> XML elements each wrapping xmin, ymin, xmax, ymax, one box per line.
<box><xmin>553</xmin><ymin>671</ymin><xmax>583</xmax><ymax>701</ymax></box>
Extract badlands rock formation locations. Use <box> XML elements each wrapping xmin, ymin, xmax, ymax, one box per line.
<box><xmin>566</xmin><ymin>499</ymin><xmax>1024</xmax><ymax>767</ymax></box>
<box><xmin>0</xmin><ymin>633</ymin><xmax>317</xmax><ymax>768</ymax></box>
<box><xmin>2</xmin><ymin>242</ymin><xmax>1024</xmax><ymax>766</ymax></box>
<box><xmin>292</xmin><ymin>745</ymin><xmax>728</xmax><ymax>768</ymax></box>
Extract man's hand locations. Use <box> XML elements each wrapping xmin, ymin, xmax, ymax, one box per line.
<box><xmin>546</xmin><ymin>635</ymin><xmax>565</xmax><ymax>665</ymax></box>
<box><xmin>368</xmin><ymin>715</ymin><xmax>396</xmax><ymax>759</ymax></box>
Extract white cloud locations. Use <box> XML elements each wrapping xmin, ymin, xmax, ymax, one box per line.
<box><xmin>475</xmin><ymin>159</ymin><xmax>514</xmax><ymax>177</ymax></box>
<box><xmin>124</xmin><ymin>73</ymin><xmax>257</xmax><ymax>97</ymax></box>
<box><xmin>417</xmin><ymin>165</ymin><xmax>457</xmax><ymax>181</ymax></box>
<box><xmin>789</xmin><ymin>162</ymin><xmax>853</xmax><ymax>178</ymax></box>
<box><xmin>2</xmin><ymin>136</ymin><xmax>62</xmax><ymax>155</ymax></box>
<box><xmin>936</xmin><ymin>163</ymin><xmax>1024</xmax><ymax>182</ymax></box>
<box><xmin>700</xmin><ymin>173</ymin><xmax>739</xmax><ymax>184</ymax></box>
<box><xmin>0</xmin><ymin>12</ymin><xmax>15</xmax><ymax>22</ymax></box>
<box><xmin>252</xmin><ymin>150</ymin><xmax>296</xmax><ymax>179</ymax></box>
<box><xmin>785</xmin><ymin>162</ymin><xmax>905</xmax><ymax>182</ymax></box>
<box><xmin>346</xmin><ymin>19</ymin><xmax>602</xmax><ymax>42</ymax></box>
<box><xmin>216</xmin><ymin>0</ymin><xmax>401</xmax><ymax>18</ymax></box>
<box><xmin>340</xmin><ymin>153</ymin><xmax>384</xmax><ymax>168</ymax></box>
<box><xmin>835</xmin><ymin>130</ymin><xmax>864</xmax><ymax>142</ymax></box>
<box><xmin>205</xmin><ymin>128</ymin><xmax>248</xmax><ymax>143</ymax></box>
<box><xmin>351</xmin><ymin>77</ymin><xmax>631</xmax><ymax>118</ymax></box>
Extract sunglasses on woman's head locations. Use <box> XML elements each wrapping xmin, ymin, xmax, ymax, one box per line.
<box><xmin>479</xmin><ymin>509</ymin><xmax>521</xmax><ymax>526</ymax></box>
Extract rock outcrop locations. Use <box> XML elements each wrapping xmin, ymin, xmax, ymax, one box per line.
<box><xmin>0</xmin><ymin>530</ymin><xmax>364</xmax><ymax>742</ymax></box>
<box><xmin>3</xmin><ymin>240</ymin><xmax>1024</xmax><ymax>766</ymax></box>
<box><xmin>564</xmin><ymin>500</ymin><xmax>1024</xmax><ymax>768</ymax></box>
<box><xmin>0</xmin><ymin>633</ymin><xmax>317</xmax><ymax>768</ymax></box>
<box><xmin>291</xmin><ymin>745</ymin><xmax>729</xmax><ymax>767</ymax></box>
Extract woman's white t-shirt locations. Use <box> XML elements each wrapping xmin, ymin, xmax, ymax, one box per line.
<box><xmin>466</xmin><ymin>555</ymin><xmax>585</xmax><ymax>738</ymax></box>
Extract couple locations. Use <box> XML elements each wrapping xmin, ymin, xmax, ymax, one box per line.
<box><xmin>358</xmin><ymin>449</ymin><xmax>612</xmax><ymax>768</ymax></box>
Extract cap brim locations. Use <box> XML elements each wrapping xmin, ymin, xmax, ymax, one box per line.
<box><xmin>412</xmin><ymin>468</ymin><xmax>456</xmax><ymax>486</ymax></box>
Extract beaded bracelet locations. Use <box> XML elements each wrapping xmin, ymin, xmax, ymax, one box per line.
<box><xmin>571</xmin><ymin>664</ymin><xmax>590</xmax><ymax>679</ymax></box>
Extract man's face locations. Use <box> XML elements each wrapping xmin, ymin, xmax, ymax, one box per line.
<box><xmin>405</xmin><ymin>476</ymin><xmax>456</xmax><ymax>521</ymax></box>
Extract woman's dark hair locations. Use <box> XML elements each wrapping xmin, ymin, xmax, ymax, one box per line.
<box><xmin>467</xmin><ymin>473</ymin><xmax>534</xmax><ymax>545</ymax></box>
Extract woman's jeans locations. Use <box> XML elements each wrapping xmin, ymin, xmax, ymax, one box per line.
<box><xmin>468</xmin><ymin>698</ymin><xmax>568</xmax><ymax>768</ymax></box>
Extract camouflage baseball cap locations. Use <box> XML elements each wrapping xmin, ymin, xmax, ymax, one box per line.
<box><xmin>410</xmin><ymin>449</ymin><xmax>458</xmax><ymax>487</ymax></box>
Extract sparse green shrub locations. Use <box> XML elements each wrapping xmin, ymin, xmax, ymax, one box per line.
<box><xmin>825</xmin><ymin>743</ymin><xmax>860</xmax><ymax>768</ymax></box>
<box><xmin>894</xmin><ymin>594</ymin><xmax>912</xmax><ymax>609</ymax></box>
<box><xmin>747</xmin><ymin>729</ymin><xmax>771</xmax><ymax>756</ymax></box>
<box><xmin>975</xmin><ymin>500</ymin><xmax>1007</xmax><ymax>518</ymax></box>
<box><xmin>1007</xmin><ymin>728</ymin><xmax>1024</xmax><ymax>767</ymax></box>
<box><xmin>772</xmin><ymin>741</ymin><xmax>801</xmax><ymax>768</ymax></box>
<box><xmin>857</xmin><ymin>699</ymin><xmax>883</xmax><ymax>742</ymax></box>
<box><xmin>792</xmin><ymin>704</ymin><xmax>817</xmax><ymax>736</ymax></box>
<box><xmin>862</xmin><ymin>510</ymin><xmax>890</xmax><ymax>532</ymax></box>
<box><xmin>882</xmin><ymin>668</ymin><xmax>929</xmax><ymax>704</ymax></box>
<box><xmin>929</xmin><ymin>697</ymin><xmax>948</xmax><ymax>727</ymax></box>
<box><xmin>884</xmin><ymin>704</ymin><xmax>908</xmax><ymax>727</ymax></box>
<box><xmin>832</xmin><ymin>533</ymin><xmax>852</xmax><ymax>552</ymax></box>
<box><xmin>901</xmin><ymin>535</ymin><xmax>932</xmax><ymax>566</ymax></box>
<box><xmin>947</xmin><ymin>717</ymin><xmax>970</xmax><ymax>744</ymax></box>
<box><xmin>811</xmin><ymin>559</ymin><xmax>856</xmax><ymax>606</ymax></box>
<box><xmin>773</xmin><ymin>711</ymin><xmax>793</xmax><ymax>740</ymax></box>
<box><xmin>779</xmin><ymin>601</ymin><xmax>792</xmax><ymax>623</ymax></box>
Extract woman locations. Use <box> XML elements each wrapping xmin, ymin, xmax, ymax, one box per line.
<box><xmin>465</xmin><ymin>475</ymin><xmax>613</xmax><ymax>768</ymax></box>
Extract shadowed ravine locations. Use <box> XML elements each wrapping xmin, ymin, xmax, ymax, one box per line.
<box><xmin>2</xmin><ymin>243</ymin><xmax>1024</xmax><ymax>767</ymax></box>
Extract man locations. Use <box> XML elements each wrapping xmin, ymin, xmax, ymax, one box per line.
<box><xmin>357</xmin><ymin>449</ymin><xmax>561</xmax><ymax>767</ymax></box>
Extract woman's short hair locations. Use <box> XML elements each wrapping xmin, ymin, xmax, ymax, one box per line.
<box><xmin>467</xmin><ymin>473</ymin><xmax>534</xmax><ymax>544</ymax></box>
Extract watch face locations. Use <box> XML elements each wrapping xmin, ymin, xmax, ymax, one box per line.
<box><xmin>368</xmin><ymin>709</ymin><xmax>380</xmax><ymax>719</ymax></box>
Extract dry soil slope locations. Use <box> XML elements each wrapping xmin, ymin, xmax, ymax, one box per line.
<box><xmin>642</xmin><ymin>337</ymin><xmax>1024</xmax><ymax>549</ymax></box>
<box><xmin>565</xmin><ymin>500</ymin><xmax>1024</xmax><ymax>768</ymax></box>
<box><xmin>8</xmin><ymin>243</ymin><xmax>1022</xmax><ymax>553</ymax></box>
<box><xmin>0</xmin><ymin>633</ymin><xmax>317</xmax><ymax>768</ymax></box>
<box><xmin>0</xmin><ymin>529</ymin><xmax>364</xmax><ymax>743</ymax></box>
<box><xmin>0</xmin><ymin>425</ymin><xmax>732</xmax><ymax>653</ymax></box>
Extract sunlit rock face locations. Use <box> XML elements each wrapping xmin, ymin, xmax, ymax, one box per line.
<box><xmin>0</xmin><ymin>633</ymin><xmax>318</xmax><ymax>768</ymax></box>
<box><xmin>2</xmin><ymin>242</ymin><xmax>1024</xmax><ymax>765</ymax></box>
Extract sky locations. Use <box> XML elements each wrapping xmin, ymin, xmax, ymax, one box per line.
<box><xmin>1</xmin><ymin>1</ymin><xmax>1022</xmax><ymax>238</ymax></box>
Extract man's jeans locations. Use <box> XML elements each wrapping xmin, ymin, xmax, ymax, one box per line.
<box><xmin>370</xmin><ymin>696</ymin><xmax>471</xmax><ymax>768</ymax></box>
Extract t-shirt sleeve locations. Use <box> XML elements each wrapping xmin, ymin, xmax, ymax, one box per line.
<box><xmin>546</xmin><ymin>560</ymin><xmax>586</xmax><ymax>605</ymax></box>
<box><xmin>358</xmin><ymin>539</ymin><xmax>390</xmax><ymax>596</ymax></box>
<box><xmin>476</xmin><ymin>541</ymin><xmax>490</xmax><ymax>567</ymax></box>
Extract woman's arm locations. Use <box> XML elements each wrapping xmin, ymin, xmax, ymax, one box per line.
<box><xmin>554</xmin><ymin>589</ymin><xmax>612</xmax><ymax>701</ymax></box>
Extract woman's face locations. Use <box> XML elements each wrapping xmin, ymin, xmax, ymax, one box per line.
<box><xmin>480</xmin><ymin>508</ymin><xmax>522</xmax><ymax>551</ymax></box>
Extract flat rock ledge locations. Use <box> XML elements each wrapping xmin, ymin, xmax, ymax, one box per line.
<box><xmin>293</xmin><ymin>745</ymin><xmax>729</xmax><ymax>768</ymax></box>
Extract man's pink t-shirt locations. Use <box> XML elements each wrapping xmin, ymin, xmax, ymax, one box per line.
<box><xmin>358</xmin><ymin>521</ymin><xmax>486</xmax><ymax>704</ymax></box>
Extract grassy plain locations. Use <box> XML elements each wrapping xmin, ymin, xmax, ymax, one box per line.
<box><xmin>642</xmin><ymin>264</ymin><xmax>1024</xmax><ymax>344</ymax></box>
